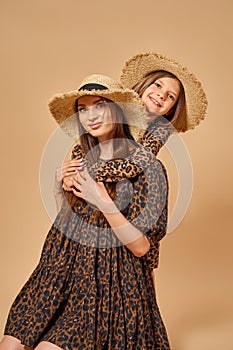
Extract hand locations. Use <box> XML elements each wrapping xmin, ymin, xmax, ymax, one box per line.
<box><xmin>72</xmin><ymin>168</ymin><xmax>113</xmax><ymax>211</ymax></box>
<box><xmin>61</xmin><ymin>159</ymin><xmax>84</xmax><ymax>191</ymax></box>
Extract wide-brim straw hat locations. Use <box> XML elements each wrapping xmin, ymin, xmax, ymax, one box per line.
<box><xmin>120</xmin><ymin>52</ymin><xmax>208</xmax><ymax>132</ymax></box>
<box><xmin>48</xmin><ymin>74</ymin><xmax>147</xmax><ymax>140</ymax></box>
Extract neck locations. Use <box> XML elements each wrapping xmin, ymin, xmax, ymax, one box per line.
<box><xmin>98</xmin><ymin>139</ymin><xmax>114</xmax><ymax>160</ymax></box>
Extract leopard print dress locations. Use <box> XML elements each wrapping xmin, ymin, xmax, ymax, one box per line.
<box><xmin>4</xmin><ymin>128</ymin><xmax>171</xmax><ymax>349</ymax></box>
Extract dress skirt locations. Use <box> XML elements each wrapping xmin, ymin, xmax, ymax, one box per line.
<box><xmin>4</xmin><ymin>159</ymin><xmax>170</xmax><ymax>349</ymax></box>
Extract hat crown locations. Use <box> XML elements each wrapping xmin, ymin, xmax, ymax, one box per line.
<box><xmin>78</xmin><ymin>74</ymin><xmax>122</xmax><ymax>91</ymax></box>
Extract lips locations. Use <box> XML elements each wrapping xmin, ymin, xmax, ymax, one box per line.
<box><xmin>88</xmin><ymin>122</ymin><xmax>102</xmax><ymax>130</ymax></box>
<box><xmin>149</xmin><ymin>96</ymin><xmax>162</xmax><ymax>107</ymax></box>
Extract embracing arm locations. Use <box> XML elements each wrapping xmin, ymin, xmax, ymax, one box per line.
<box><xmin>89</xmin><ymin>122</ymin><xmax>173</xmax><ymax>183</ymax></box>
<box><xmin>71</xmin><ymin>169</ymin><xmax>150</xmax><ymax>257</ymax></box>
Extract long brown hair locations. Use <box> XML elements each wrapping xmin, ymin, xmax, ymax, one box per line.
<box><xmin>133</xmin><ymin>70</ymin><xmax>187</xmax><ymax>131</ymax></box>
<box><xmin>64</xmin><ymin>97</ymin><xmax>136</xmax><ymax>212</ymax></box>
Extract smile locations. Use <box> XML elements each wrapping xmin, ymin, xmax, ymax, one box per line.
<box><xmin>149</xmin><ymin>96</ymin><xmax>162</xmax><ymax>107</ymax></box>
<box><xmin>88</xmin><ymin>122</ymin><xmax>103</xmax><ymax>130</ymax></box>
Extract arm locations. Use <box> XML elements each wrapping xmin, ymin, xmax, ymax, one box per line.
<box><xmin>141</xmin><ymin>120</ymin><xmax>173</xmax><ymax>156</ymax></box>
<box><xmin>71</xmin><ymin>169</ymin><xmax>150</xmax><ymax>257</ymax></box>
<box><xmin>89</xmin><ymin>123</ymin><xmax>173</xmax><ymax>183</ymax></box>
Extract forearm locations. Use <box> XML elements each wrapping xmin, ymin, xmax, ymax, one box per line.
<box><xmin>71</xmin><ymin>169</ymin><xmax>151</xmax><ymax>257</ymax></box>
<box><xmin>100</xmin><ymin>201</ymin><xmax>150</xmax><ymax>257</ymax></box>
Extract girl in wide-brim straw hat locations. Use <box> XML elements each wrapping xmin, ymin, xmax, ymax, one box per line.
<box><xmin>48</xmin><ymin>73</ymin><xmax>147</xmax><ymax>141</ymax></box>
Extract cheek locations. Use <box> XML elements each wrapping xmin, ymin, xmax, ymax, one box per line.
<box><xmin>104</xmin><ymin>110</ymin><xmax>114</xmax><ymax>123</ymax></box>
<box><xmin>78</xmin><ymin>115</ymin><xmax>87</xmax><ymax>128</ymax></box>
<box><xmin>108</xmin><ymin>124</ymin><xmax>115</xmax><ymax>133</ymax></box>
<box><xmin>170</xmin><ymin>99</ymin><xmax>178</xmax><ymax>109</ymax></box>
<box><xmin>141</xmin><ymin>86</ymin><xmax>154</xmax><ymax>100</ymax></box>
<box><xmin>141</xmin><ymin>91</ymin><xmax>147</xmax><ymax>104</ymax></box>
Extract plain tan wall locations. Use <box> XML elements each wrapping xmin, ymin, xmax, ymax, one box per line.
<box><xmin>1</xmin><ymin>1</ymin><xmax>233</xmax><ymax>349</ymax></box>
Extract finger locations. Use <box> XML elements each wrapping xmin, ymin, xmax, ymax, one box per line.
<box><xmin>62</xmin><ymin>183</ymin><xmax>68</xmax><ymax>191</ymax></box>
<box><xmin>62</xmin><ymin>170</ymin><xmax>77</xmax><ymax>180</ymax></box>
<box><xmin>72</xmin><ymin>177</ymin><xmax>81</xmax><ymax>190</ymax></box>
<box><xmin>61</xmin><ymin>168</ymin><xmax>82</xmax><ymax>179</ymax></box>
<box><xmin>62</xmin><ymin>160</ymin><xmax>84</xmax><ymax>169</ymax></box>
<box><xmin>63</xmin><ymin>181</ymin><xmax>74</xmax><ymax>191</ymax></box>
<box><xmin>63</xmin><ymin>176</ymin><xmax>75</xmax><ymax>190</ymax></box>
<box><xmin>62</xmin><ymin>167</ymin><xmax>82</xmax><ymax>176</ymax></box>
<box><xmin>62</xmin><ymin>163</ymin><xmax>83</xmax><ymax>171</ymax></box>
<box><xmin>72</xmin><ymin>187</ymin><xmax>83</xmax><ymax>198</ymax></box>
<box><xmin>62</xmin><ymin>167</ymin><xmax>78</xmax><ymax>173</ymax></box>
<box><xmin>62</xmin><ymin>182</ymin><xmax>73</xmax><ymax>191</ymax></box>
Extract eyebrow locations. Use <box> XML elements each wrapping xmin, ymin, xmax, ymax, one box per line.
<box><xmin>78</xmin><ymin>98</ymin><xmax>106</xmax><ymax>108</ymax></box>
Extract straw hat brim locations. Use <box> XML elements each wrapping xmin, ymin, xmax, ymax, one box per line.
<box><xmin>120</xmin><ymin>52</ymin><xmax>208</xmax><ymax>132</ymax></box>
<box><xmin>48</xmin><ymin>88</ymin><xmax>147</xmax><ymax>141</ymax></box>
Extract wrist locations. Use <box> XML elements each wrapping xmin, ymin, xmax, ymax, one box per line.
<box><xmin>98</xmin><ymin>199</ymin><xmax>118</xmax><ymax>214</ymax></box>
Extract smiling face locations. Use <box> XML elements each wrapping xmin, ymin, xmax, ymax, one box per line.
<box><xmin>141</xmin><ymin>77</ymin><xmax>180</xmax><ymax>122</ymax></box>
<box><xmin>77</xmin><ymin>95</ymin><xmax>115</xmax><ymax>142</ymax></box>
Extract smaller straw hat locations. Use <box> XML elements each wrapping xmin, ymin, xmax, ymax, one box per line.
<box><xmin>120</xmin><ymin>52</ymin><xmax>208</xmax><ymax>132</ymax></box>
<box><xmin>48</xmin><ymin>74</ymin><xmax>147</xmax><ymax>140</ymax></box>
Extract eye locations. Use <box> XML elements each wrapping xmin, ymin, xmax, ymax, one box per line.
<box><xmin>78</xmin><ymin>107</ymin><xmax>88</xmax><ymax>113</ymax></box>
<box><xmin>168</xmin><ymin>94</ymin><xmax>175</xmax><ymax>100</ymax></box>
<box><xmin>96</xmin><ymin>102</ymin><xmax>107</xmax><ymax>109</ymax></box>
<box><xmin>154</xmin><ymin>82</ymin><xmax>161</xmax><ymax>88</ymax></box>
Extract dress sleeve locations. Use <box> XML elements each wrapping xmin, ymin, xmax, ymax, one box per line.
<box><xmin>71</xmin><ymin>143</ymin><xmax>85</xmax><ymax>160</ymax></box>
<box><xmin>125</xmin><ymin>159</ymin><xmax>169</xmax><ymax>270</ymax></box>
<box><xmin>127</xmin><ymin>160</ymin><xmax>168</xmax><ymax>234</ymax></box>
<box><xmin>90</xmin><ymin>146</ymin><xmax>153</xmax><ymax>182</ymax></box>
<box><xmin>141</xmin><ymin>122</ymin><xmax>173</xmax><ymax>156</ymax></box>
<box><xmin>89</xmin><ymin>123</ymin><xmax>173</xmax><ymax>182</ymax></box>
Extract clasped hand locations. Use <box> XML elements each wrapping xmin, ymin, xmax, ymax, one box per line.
<box><xmin>61</xmin><ymin>161</ymin><xmax>111</xmax><ymax>213</ymax></box>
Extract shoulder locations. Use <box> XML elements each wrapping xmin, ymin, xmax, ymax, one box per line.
<box><xmin>144</xmin><ymin>158</ymin><xmax>168</xmax><ymax>188</ymax></box>
<box><xmin>146</xmin><ymin>117</ymin><xmax>174</xmax><ymax>143</ymax></box>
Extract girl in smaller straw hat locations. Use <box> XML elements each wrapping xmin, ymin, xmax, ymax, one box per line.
<box><xmin>1</xmin><ymin>74</ymin><xmax>171</xmax><ymax>349</ymax></box>
<box><xmin>85</xmin><ymin>52</ymin><xmax>208</xmax><ymax>185</ymax></box>
<box><xmin>70</xmin><ymin>53</ymin><xmax>208</xmax><ymax>275</ymax></box>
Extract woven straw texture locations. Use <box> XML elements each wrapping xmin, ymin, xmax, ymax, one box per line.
<box><xmin>120</xmin><ymin>52</ymin><xmax>208</xmax><ymax>132</ymax></box>
<box><xmin>48</xmin><ymin>74</ymin><xmax>147</xmax><ymax>140</ymax></box>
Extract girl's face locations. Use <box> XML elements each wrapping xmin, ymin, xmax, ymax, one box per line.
<box><xmin>77</xmin><ymin>95</ymin><xmax>115</xmax><ymax>141</ymax></box>
<box><xmin>141</xmin><ymin>77</ymin><xmax>180</xmax><ymax>122</ymax></box>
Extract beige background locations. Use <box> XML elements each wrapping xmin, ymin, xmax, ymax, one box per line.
<box><xmin>1</xmin><ymin>1</ymin><xmax>233</xmax><ymax>349</ymax></box>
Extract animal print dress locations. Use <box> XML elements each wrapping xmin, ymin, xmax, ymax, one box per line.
<box><xmin>4</xmin><ymin>142</ymin><xmax>171</xmax><ymax>349</ymax></box>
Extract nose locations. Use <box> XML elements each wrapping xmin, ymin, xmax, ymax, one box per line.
<box><xmin>157</xmin><ymin>91</ymin><xmax>164</xmax><ymax>100</ymax></box>
<box><xmin>87</xmin><ymin>107</ymin><xmax>98</xmax><ymax>120</ymax></box>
